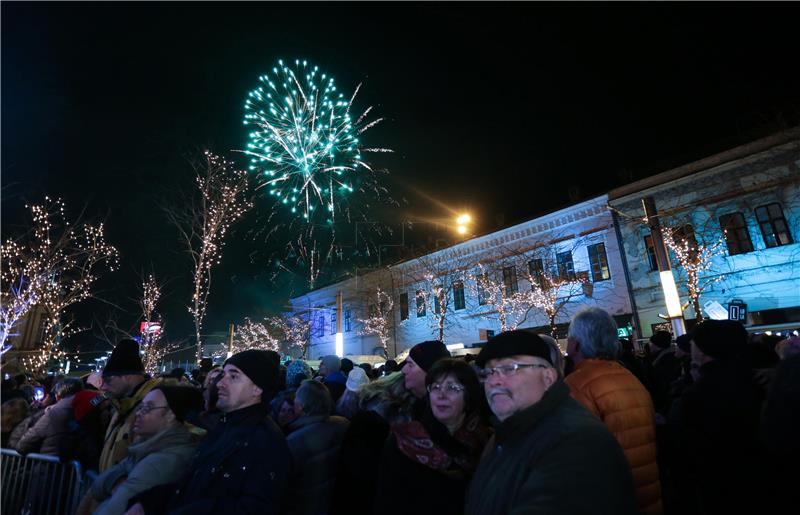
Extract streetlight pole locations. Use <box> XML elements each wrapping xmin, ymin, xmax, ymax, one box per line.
<box><xmin>642</xmin><ymin>197</ymin><xmax>686</xmax><ymax>336</ymax></box>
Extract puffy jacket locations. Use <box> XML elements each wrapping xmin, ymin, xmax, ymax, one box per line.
<box><xmin>566</xmin><ymin>359</ymin><xmax>662</xmax><ymax>515</ymax></box>
<box><xmin>285</xmin><ymin>414</ymin><xmax>349</xmax><ymax>515</ymax></box>
<box><xmin>99</xmin><ymin>377</ymin><xmax>163</xmax><ymax>472</ymax></box>
<box><xmin>17</xmin><ymin>396</ymin><xmax>74</xmax><ymax>455</ymax></box>
<box><xmin>92</xmin><ymin>424</ymin><xmax>203</xmax><ymax>515</ymax></box>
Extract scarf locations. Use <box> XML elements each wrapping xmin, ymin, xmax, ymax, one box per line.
<box><xmin>391</xmin><ymin>412</ymin><xmax>490</xmax><ymax>474</ymax></box>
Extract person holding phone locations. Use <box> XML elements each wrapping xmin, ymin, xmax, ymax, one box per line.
<box><xmin>17</xmin><ymin>378</ymin><xmax>84</xmax><ymax>455</ymax></box>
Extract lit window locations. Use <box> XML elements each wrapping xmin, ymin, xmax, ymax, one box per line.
<box><xmin>755</xmin><ymin>203</ymin><xmax>793</xmax><ymax>248</ymax></box>
<box><xmin>588</xmin><ymin>243</ymin><xmax>610</xmax><ymax>282</ymax></box>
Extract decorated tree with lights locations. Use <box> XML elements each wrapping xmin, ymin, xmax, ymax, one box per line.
<box><xmin>269</xmin><ymin>313</ymin><xmax>311</xmax><ymax>358</ymax></box>
<box><xmin>219</xmin><ymin>317</ymin><xmax>281</xmax><ymax>359</ymax></box>
<box><xmin>138</xmin><ymin>274</ymin><xmax>174</xmax><ymax>375</ymax></box>
<box><xmin>468</xmin><ymin>264</ymin><xmax>537</xmax><ymax>332</ymax></box>
<box><xmin>241</xmin><ymin>58</ymin><xmax>393</xmax><ymax>289</ymax></box>
<box><xmin>165</xmin><ymin>151</ymin><xmax>252</xmax><ymax>364</ymax></box>
<box><xmin>396</xmin><ymin>248</ymin><xmax>474</xmax><ymax>342</ymax></box>
<box><xmin>662</xmin><ymin>224</ymin><xmax>727</xmax><ymax>323</ymax></box>
<box><xmin>1</xmin><ymin>197</ymin><xmax>119</xmax><ymax>372</ymax></box>
<box><xmin>357</xmin><ymin>287</ymin><xmax>394</xmax><ymax>358</ymax></box>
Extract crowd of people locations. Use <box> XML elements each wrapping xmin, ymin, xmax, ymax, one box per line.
<box><xmin>1</xmin><ymin>307</ymin><xmax>798</xmax><ymax>515</ymax></box>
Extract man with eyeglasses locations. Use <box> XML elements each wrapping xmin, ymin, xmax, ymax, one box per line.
<box><xmin>465</xmin><ymin>330</ymin><xmax>637</xmax><ymax>515</ymax></box>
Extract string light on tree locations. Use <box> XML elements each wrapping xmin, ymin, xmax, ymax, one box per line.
<box><xmin>1</xmin><ymin>197</ymin><xmax>119</xmax><ymax>372</ymax></box>
<box><xmin>165</xmin><ymin>151</ymin><xmax>252</xmax><ymax>364</ymax></box>
<box><xmin>661</xmin><ymin>225</ymin><xmax>726</xmax><ymax>323</ymax></box>
<box><xmin>357</xmin><ymin>287</ymin><xmax>394</xmax><ymax>359</ymax></box>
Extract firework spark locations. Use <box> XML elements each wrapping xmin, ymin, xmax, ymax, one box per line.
<box><xmin>242</xmin><ymin>58</ymin><xmax>391</xmax><ymax>224</ymax></box>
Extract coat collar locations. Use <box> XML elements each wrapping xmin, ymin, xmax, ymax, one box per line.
<box><xmin>219</xmin><ymin>403</ymin><xmax>267</xmax><ymax>425</ymax></box>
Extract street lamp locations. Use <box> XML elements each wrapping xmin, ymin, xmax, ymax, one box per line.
<box><xmin>456</xmin><ymin>213</ymin><xmax>472</xmax><ymax>237</ymax></box>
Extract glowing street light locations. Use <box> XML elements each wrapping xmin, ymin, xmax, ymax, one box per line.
<box><xmin>456</xmin><ymin>213</ymin><xmax>472</xmax><ymax>237</ymax></box>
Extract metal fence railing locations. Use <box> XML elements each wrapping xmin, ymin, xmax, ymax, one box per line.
<box><xmin>1</xmin><ymin>449</ymin><xmax>86</xmax><ymax>515</ymax></box>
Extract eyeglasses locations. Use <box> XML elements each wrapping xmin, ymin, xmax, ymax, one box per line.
<box><xmin>427</xmin><ymin>382</ymin><xmax>466</xmax><ymax>395</ymax></box>
<box><xmin>479</xmin><ymin>363</ymin><xmax>550</xmax><ymax>380</ymax></box>
<box><xmin>136</xmin><ymin>404</ymin><xmax>170</xmax><ymax>415</ymax></box>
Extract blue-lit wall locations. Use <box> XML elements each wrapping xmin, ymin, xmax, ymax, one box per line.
<box><xmin>610</xmin><ymin>138</ymin><xmax>800</xmax><ymax>338</ymax></box>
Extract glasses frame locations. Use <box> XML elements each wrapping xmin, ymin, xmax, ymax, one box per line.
<box><xmin>426</xmin><ymin>382</ymin><xmax>467</xmax><ymax>395</ymax></box>
<box><xmin>479</xmin><ymin>363</ymin><xmax>550</xmax><ymax>380</ymax></box>
<box><xmin>136</xmin><ymin>404</ymin><xmax>170</xmax><ymax>415</ymax></box>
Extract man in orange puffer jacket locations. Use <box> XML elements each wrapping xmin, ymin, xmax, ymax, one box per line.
<box><xmin>565</xmin><ymin>307</ymin><xmax>662</xmax><ymax>515</ymax></box>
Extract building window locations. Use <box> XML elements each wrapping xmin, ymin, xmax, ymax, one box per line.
<box><xmin>755</xmin><ymin>203</ymin><xmax>793</xmax><ymax>248</ymax></box>
<box><xmin>399</xmin><ymin>292</ymin><xmax>409</xmax><ymax>321</ymax></box>
<box><xmin>344</xmin><ymin>308</ymin><xmax>351</xmax><ymax>332</ymax></box>
<box><xmin>587</xmin><ymin>243</ymin><xmax>611</xmax><ymax>282</ymax></box>
<box><xmin>672</xmin><ymin>224</ymin><xmax>698</xmax><ymax>257</ymax></box>
<box><xmin>330</xmin><ymin>312</ymin><xmax>336</xmax><ymax>335</ymax></box>
<box><xmin>502</xmin><ymin>266</ymin><xmax>518</xmax><ymax>295</ymax></box>
<box><xmin>416</xmin><ymin>290</ymin><xmax>426</xmax><ymax>317</ymax></box>
<box><xmin>719</xmin><ymin>212</ymin><xmax>753</xmax><ymax>255</ymax></box>
<box><xmin>434</xmin><ymin>288</ymin><xmax>442</xmax><ymax>315</ymax></box>
<box><xmin>477</xmin><ymin>273</ymin><xmax>489</xmax><ymax>305</ymax></box>
<box><xmin>317</xmin><ymin>315</ymin><xmax>325</xmax><ymax>338</ymax></box>
<box><xmin>557</xmin><ymin>251</ymin><xmax>576</xmax><ymax>281</ymax></box>
<box><xmin>528</xmin><ymin>258</ymin><xmax>545</xmax><ymax>289</ymax></box>
<box><xmin>643</xmin><ymin>235</ymin><xmax>658</xmax><ymax>272</ymax></box>
<box><xmin>453</xmin><ymin>281</ymin><xmax>466</xmax><ymax>310</ymax></box>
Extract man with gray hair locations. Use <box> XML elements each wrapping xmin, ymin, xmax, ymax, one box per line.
<box><xmin>565</xmin><ymin>307</ymin><xmax>662</xmax><ymax>515</ymax></box>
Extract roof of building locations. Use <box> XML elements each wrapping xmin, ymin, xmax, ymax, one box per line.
<box><xmin>608</xmin><ymin>126</ymin><xmax>800</xmax><ymax>201</ymax></box>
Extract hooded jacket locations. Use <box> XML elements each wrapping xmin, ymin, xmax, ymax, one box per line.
<box><xmin>465</xmin><ymin>381</ymin><xmax>637</xmax><ymax>515</ymax></box>
<box><xmin>92</xmin><ymin>424</ymin><xmax>203</xmax><ymax>515</ymax></box>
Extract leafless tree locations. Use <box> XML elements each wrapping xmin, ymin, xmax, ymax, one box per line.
<box><xmin>164</xmin><ymin>151</ymin><xmax>252</xmax><ymax>364</ymax></box>
<box><xmin>1</xmin><ymin>197</ymin><xmax>119</xmax><ymax>372</ymax></box>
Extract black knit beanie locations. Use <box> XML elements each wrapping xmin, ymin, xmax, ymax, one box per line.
<box><xmin>225</xmin><ymin>349</ymin><xmax>280</xmax><ymax>394</ymax></box>
<box><xmin>409</xmin><ymin>340</ymin><xmax>450</xmax><ymax>372</ymax></box>
<box><xmin>103</xmin><ymin>339</ymin><xmax>145</xmax><ymax>377</ymax></box>
<box><xmin>155</xmin><ymin>385</ymin><xmax>204</xmax><ymax>422</ymax></box>
<box><xmin>692</xmin><ymin>320</ymin><xmax>747</xmax><ymax>360</ymax></box>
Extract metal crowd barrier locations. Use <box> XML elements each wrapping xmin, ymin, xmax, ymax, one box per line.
<box><xmin>1</xmin><ymin>449</ymin><xmax>86</xmax><ymax>515</ymax></box>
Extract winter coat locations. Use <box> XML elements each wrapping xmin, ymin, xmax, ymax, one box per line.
<box><xmin>285</xmin><ymin>414</ymin><xmax>349</xmax><ymax>515</ymax></box>
<box><xmin>566</xmin><ymin>359</ymin><xmax>662</xmax><ymax>515</ymax></box>
<box><xmin>645</xmin><ymin>347</ymin><xmax>682</xmax><ymax>414</ymax></box>
<box><xmin>465</xmin><ymin>380</ymin><xmax>637</xmax><ymax>515</ymax></box>
<box><xmin>668</xmin><ymin>358</ymin><xmax>765</xmax><ymax>515</ymax></box>
<box><xmin>99</xmin><ymin>377</ymin><xmax>163</xmax><ymax>472</ymax></box>
<box><xmin>92</xmin><ymin>424</ymin><xmax>203</xmax><ymax>515</ymax></box>
<box><xmin>17</xmin><ymin>396</ymin><xmax>74</xmax><ymax>455</ymax></box>
<box><xmin>8</xmin><ymin>410</ymin><xmax>43</xmax><ymax>450</ymax></box>
<box><xmin>329</xmin><ymin>410</ymin><xmax>391</xmax><ymax>515</ymax></box>
<box><xmin>163</xmin><ymin>403</ymin><xmax>291</xmax><ymax>515</ymax></box>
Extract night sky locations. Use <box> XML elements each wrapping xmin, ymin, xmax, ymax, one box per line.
<box><xmin>3</xmin><ymin>2</ymin><xmax>799</xmax><ymax>361</ymax></box>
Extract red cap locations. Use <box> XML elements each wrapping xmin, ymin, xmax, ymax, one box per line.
<box><xmin>72</xmin><ymin>390</ymin><xmax>103</xmax><ymax>421</ymax></box>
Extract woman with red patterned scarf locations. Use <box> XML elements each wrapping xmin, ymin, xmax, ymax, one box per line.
<box><xmin>373</xmin><ymin>358</ymin><xmax>491</xmax><ymax>515</ymax></box>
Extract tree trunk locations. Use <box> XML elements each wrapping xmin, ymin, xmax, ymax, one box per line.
<box><xmin>693</xmin><ymin>295</ymin><xmax>704</xmax><ymax>323</ymax></box>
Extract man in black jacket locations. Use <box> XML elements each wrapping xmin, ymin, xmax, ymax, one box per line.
<box><xmin>465</xmin><ymin>331</ymin><xmax>637</xmax><ymax>515</ymax></box>
<box><xmin>129</xmin><ymin>350</ymin><xmax>290</xmax><ymax>515</ymax></box>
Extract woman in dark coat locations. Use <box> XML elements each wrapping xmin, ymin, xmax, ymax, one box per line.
<box><xmin>373</xmin><ymin>359</ymin><xmax>490</xmax><ymax>515</ymax></box>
